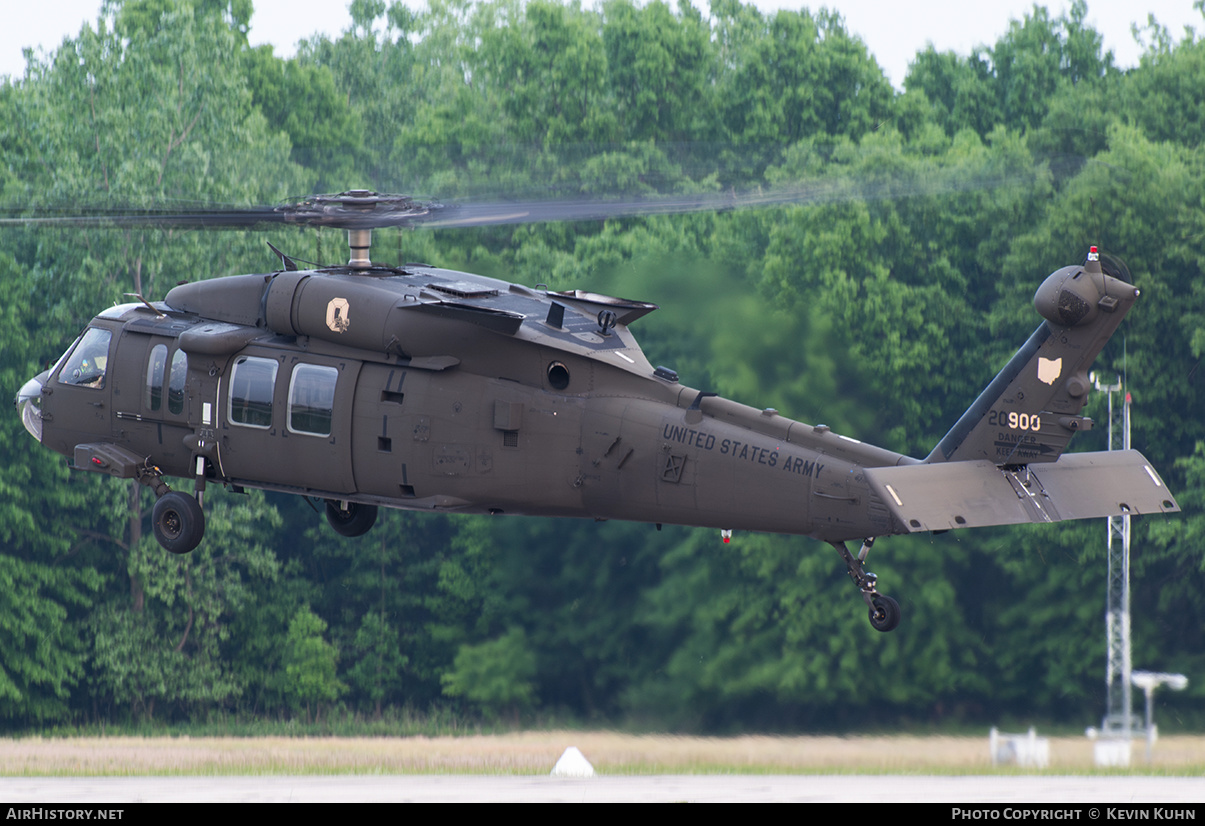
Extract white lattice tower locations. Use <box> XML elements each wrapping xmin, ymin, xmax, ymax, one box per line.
<box><xmin>1100</xmin><ymin>383</ymin><xmax>1134</xmax><ymax>737</ymax></box>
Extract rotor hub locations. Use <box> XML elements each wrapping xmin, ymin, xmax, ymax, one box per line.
<box><xmin>276</xmin><ymin>190</ymin><xmax>437</xmax><ymax>230</ymax></box>
<box><xmin>274</xmin><ymin>191</ymin><xmax>440</xmax><ymax>269</ymax></box>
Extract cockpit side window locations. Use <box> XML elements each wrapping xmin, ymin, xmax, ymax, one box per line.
<box><xmin>146</xmin><ymin>344</ymin><xmax>167</xmax><ymax>411</ymax></box>
<box><xmin>168</xmin><ymin>349</ymin><xmax>188</xmax><ymax>415</ymax></box>
<box><xmin>145</xmin><ymin>345</ymin><xmax>188</xmax><ymax>416</ymax></box>
<box><xmin>58</xmin><ymin>328</ymin><xmax>112</xmax><ymax>389</ymax></box>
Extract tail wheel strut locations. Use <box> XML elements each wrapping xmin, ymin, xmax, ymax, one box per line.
<box><xmin>832</xmin><ymin>537</ymin><xmax>901</xmax><ymax>632</ymax></box>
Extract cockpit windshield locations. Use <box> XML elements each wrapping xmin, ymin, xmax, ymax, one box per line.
<box><xmin>57</xmin><ymin>328</ymin><xmax>112</xmax><ymax>389</ymax></box>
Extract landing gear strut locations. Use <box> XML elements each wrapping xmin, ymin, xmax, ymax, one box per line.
<box><xmin>138</xmin><ymin>461</ymin><xmax>206</xmax><ymax>555</ymax></box>
<box><xmin>832</xmin><ymin>537</ymin><xmax>901</xmax><ymax>632</ymax></box>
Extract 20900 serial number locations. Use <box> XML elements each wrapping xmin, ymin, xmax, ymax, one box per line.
<box><xmin>988</xmin><ymin>410</ymin><xmax>1042</xmax><ymax>432</ymax></box>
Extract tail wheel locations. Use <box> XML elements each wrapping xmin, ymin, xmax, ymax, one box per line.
<box><xmin>868</xmin><ymin>595</ymin><xmax>901</xmax><ymax>633</ymax></box>
<box><xmin>325</xmin><ymin>500</ymin><xmax>379</xmax><ymax>538</ymax></box>
<box><xmin>152</xmin><ymin>491</ymin><xmax>205</xmax><ymax>554</ymax></box>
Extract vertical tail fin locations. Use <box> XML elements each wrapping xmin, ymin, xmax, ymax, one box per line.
<box><xmin>926</xmin><ymin>249</ymin><xmax>1139</xmax><ymax>465</ymax></box>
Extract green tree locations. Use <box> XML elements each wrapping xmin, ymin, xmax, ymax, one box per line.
<box><xmin>602</xmin><ymin>0</ymin><xmax>712</xmax><ymax>143</ymax></box>
<box><xmin>282</xmin><ymin>605</ymin><xmax>345</xmax><ymax>721</ymax></box>
<box><xmin>112</xmin><ymin>0</ymin><xmax>253</xmax><ymax>44</ymax></box>
<box><xmin>242</xmin><ymin>45</ymin><xmax>362</xmax><ymax>189</ymax></box>
<box><xmin>905</xmin><ymin>1</ymin><xmax>1113</xmax><ymax>141</ymax></box>
<box><xmin>346</xmin><ymin>611</ymin><xmax>409</xmax><ymax>719</ymax></box>
<box><xmin>1143</xmin><ymin>444</ymin><xmax>1205</xmax><ymax>711</ymax></box>
<box><xmin>624</xmin><ymin>527</ymin><xmax>990</xmax><ymax>729</ymax></box>
<box><xmin>755</xmin><ymin>127</ymin><xmax>1053</xmax><ymax>455</ymax></box>
<box><xmin>0</xmin><ymin>247</ymin><xmax>104</xmax><ymax>726</ymax></box>
<box><xmin>472</xmin><ymin>0</ymin><xmax>617</xmax><ymax>149</ymax></box>
<box><xmin>1123</xmin><ymin>24</ymin><xmax>1205</xmax><ymax>147</ymax></box>
<box><xmin>904</xmin><ymin>47</ymin><xmax>1000</xmax><ymax>138</ymax></box>
<box><xmin>715</xmin><ymin>7</ymin><xmax>892</xmax><ymax>145</ymax></box>
<box><xmin>441</xmin><ymin>626</ymin><xmax>537</xmax><ymax>719</ymax></box>
<box><xmin>87</xmin><ymin>491</ymin><xmax>281</xmax><ymax>721</ymax></box>
<box><xmin>0</xmin><ymin>554</ymin><xmax>99</xmax><ymax>725</ymax></box>
<box><xmin>296</xmin><ymin>509</ymin><xmax>499</xmax><ymax>712</ymax></box>
<box><xmin>7</xmin><ymin>0</ymin><xmax>301</xmax><ymax>323</ymax></box>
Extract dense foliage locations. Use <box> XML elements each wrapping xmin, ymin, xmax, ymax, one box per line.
<box><xmin>0</xmin><ymin>0</ymin><xmax>1202</xmax><ymax>732</ymax></box>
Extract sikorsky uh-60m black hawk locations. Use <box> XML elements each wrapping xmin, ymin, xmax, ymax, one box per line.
<box><xmin>11</xmin><ymin>191</ymin><xmax>1180</xmax><ymax>632</ymax></box>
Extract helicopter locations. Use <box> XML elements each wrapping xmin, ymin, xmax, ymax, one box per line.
<box><xmin>10</xmin><ymin>190</ymin><xmax>1181</xmax><ymax>633</ymax></box>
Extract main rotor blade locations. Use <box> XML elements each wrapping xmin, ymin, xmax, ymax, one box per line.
<box><xmin>0</xmin><ymin>160</ymin><xmax>1054</xmax><ymax>233</ymax></box>
<box><xmin>415</xmin><ymin>165</ymin><xmax>1047</xmax><ymax>229</ymax></box>
<box><xmin>0</xmin><ymin>204</ymin><xmax>285</xmax><ymax>229</ymax></box>
<box><xmin>419</xmin><ymin>187</ymin><xmax>830</xmax><ymax>229</ymax></box>
<box><xmin>0</xmin><ymin>192</ymin><xmax>435</xmax><ymax>230</ymax></box>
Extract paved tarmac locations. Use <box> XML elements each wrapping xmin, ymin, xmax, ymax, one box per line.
<box><xmin>1</xmin><ymin>775</ymin><xmax>1203</xmax><ymax>802</ymax></box>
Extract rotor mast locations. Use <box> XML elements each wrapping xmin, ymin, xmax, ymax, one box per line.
<box><xmin>347</xmin><ymin>228</ymin><xmax>372</xmax><ymax>268</ymax></box>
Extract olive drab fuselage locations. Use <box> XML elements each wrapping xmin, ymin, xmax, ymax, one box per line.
<box><xmin>20</xmin><ymin>249</ymin><xmax>1181</xmax><ymax>632</ymax></box>
<box><xmin>35</xmin><ymin>263</ymin><xmax>915</xmax><ymax>544</ymax></box>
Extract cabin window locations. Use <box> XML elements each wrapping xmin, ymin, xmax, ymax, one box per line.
<box><xmin>287</xmin><ymin>364</ymin><xmax>338</xmax><ymax>436</ymax></box>
<box><xmin>146</xmin><ymin>344</ymin><xmax>167</xmax><ymax>411</ymax></box>
<box><xmin>58</xmin><ymin>328</ymin><xmax>112</xmax><ymax>389</ymax></box>
<box><xmin>229</xmin><ymin>356</ymin><xmax>278</xmax><ymax>429</ymax></box>
<box><xmin>168</xmin><ymin>349</ymin><xmax>187</xmax><ymax>415</ymax></box>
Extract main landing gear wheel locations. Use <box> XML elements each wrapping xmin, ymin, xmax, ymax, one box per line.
<box><xmin>152</xmin><ymin>491</ymin><xmax>206</xmax><ymax>554</ymax></box>
<box><xmin>868</xmin><ymin>595</ymin><xmax>901</xmax><ymax>633</ymax></box>
<box><xmin>325</xmin><ymin>500</ymin><xmax>379</xmax><ymax>537</ymax></box>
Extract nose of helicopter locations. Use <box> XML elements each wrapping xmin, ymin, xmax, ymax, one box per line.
<box><xmin>15</xmin><ymin>371</ymin><xmax>48</xmax><ymax>443</ymax></box>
